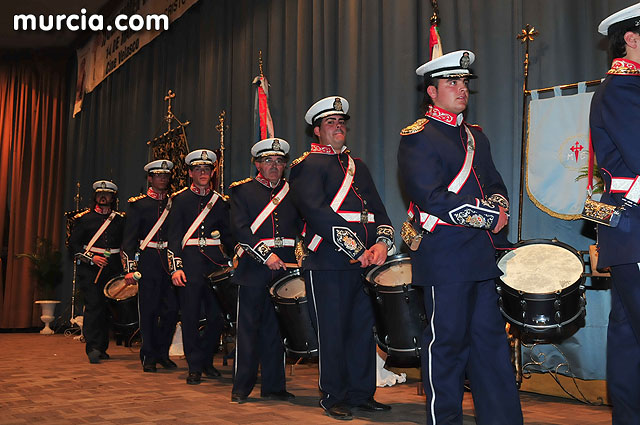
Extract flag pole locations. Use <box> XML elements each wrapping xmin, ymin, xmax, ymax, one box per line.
<box><xmin>215</xmin><ymin>110</ymin><xmax>227</xmax><ymax>196</ymax></box>
<box><xmin>516</xmin><ymin>25</ymin><xmax>538</xmax><ymax>242</ymax></box>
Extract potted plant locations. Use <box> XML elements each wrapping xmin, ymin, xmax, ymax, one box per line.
<box><xmin>16</xmin><ymin>237</ymin><xmax>64</xmax><ymax>334</ymax></box>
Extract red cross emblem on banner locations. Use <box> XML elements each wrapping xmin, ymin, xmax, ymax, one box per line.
<box><xmin>569</xmin><ymin>141</ymin><xmax>583</xmax><ymax>163</ymax></box>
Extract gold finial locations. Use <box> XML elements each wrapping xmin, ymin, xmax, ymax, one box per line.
<box><xmin>430</xmin><ymin>0</ymin><xmax>439</xmax><ymax>25</ymax></box>
<box><xmin>74</xmin><ymin>181</ymin><xmax>81</xmax><ymax>210</ymax></box>
<box><xmin>164</xmin><ymin>90</ymin><xmax>176</xmax><ymax>131</ymax></box>
<box><xmin>517</xmin><ymin>25</ymin><xmax>538</xmax><ymax>43</ymax></box>
<box><xmin>258</xmin><ymin>50</ymin><xmax>264</xmax><ymax>77</ymax></box>
<box><xmin>215</xmin><ymin>110</ymin><xmax>226</xmax><ymax>134</ymax></box>
<box><xmin>516</xmin><ymin>25</ymin><xmax>539</xmax><ymax>79</ymax></box>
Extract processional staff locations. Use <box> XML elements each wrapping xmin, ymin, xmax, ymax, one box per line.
<box><xmin>216</xmin><ymin>110</ymin><xmax>228</xmax><ymax>196</ymax></box>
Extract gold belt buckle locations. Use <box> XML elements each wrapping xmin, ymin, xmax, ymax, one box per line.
<box><xmin>274</xmin><ymin>237</ymin><xmax>283</xmax><ymax>248</ymax></box>
<box><xmin>360</xmin><ymin>210</ymin><xmax>369</xmax><ymax>223</ymax></box>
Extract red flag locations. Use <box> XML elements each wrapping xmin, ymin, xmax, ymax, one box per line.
<box><xmin>252</xmin><ymin>75</ymin><xmax>275</xmax><ymax>141</ymax></box>
<box><xmin>429</xmin><ymin>23</ymin><xmax>443</xmax><ymax>60</ymax></box>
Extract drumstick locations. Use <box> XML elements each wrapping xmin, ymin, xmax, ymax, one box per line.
<box><xmin>283</xmin><ymin>262</ymin><xmax>299</xmax><ymax>269</ymax></box>
<box><xmin>93</xmin><ymin>251</ymin><xmax>111</xmax><ymax>284</ymax></box>
<box><xmin>111</xmin><ymin>272</ymin><xmax>141</xmax><ymax>298</ymax></box>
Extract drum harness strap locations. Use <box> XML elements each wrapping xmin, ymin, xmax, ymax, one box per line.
<box><xmin>139</xmin><ymin>198</ymin><xmax>172</xmax><ymax>251</ymax></box>
<box><xmin>236</xmin><ymin>182</ymin><xmax>295</xmax><ymax>258</ymax></box>
<box><xmin>308</xmin><ymin>152</ymin><xmax>370</xmax><ymax>252</ymax></box>
<box><xmin>83</xmin><ymin>211</ymin><xmax>119</xmax><ymax>256</ymax></box>
<box><xmin>250</xmin><ymin>182</ymin><xmax>289</xmax><ymax>233</ymax></box>
<box><xmin>408</xmin><ymin>125</ymin><xmax>476</xmax><ymax>232</ymax></box>
<box><xmin>181</xmin><ymin>192</ymin><xmax>220</xmax><ymax>249</ymax></box>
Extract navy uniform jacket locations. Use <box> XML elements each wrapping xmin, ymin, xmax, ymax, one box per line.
<box><xmin>289</xmin><ymin>143</ymin><xmax>394</xmax><ymax>270</ymax></box>
<box><xmin>70</xmin><ymin>207</ymin><xmax>125</xmax><ymax>272</ymax></box>
<box><xmin>230</xmin><ymin>176</ymin><xmax>302</xmax><ymax>287</ymax></box>
<box><xmin>590</xmin><ymin>58</ymin><xmax>640</xmax><ymax>268</ymax></box>
<box><xmin>121</xmin><ymin>189</ymin><xmax>170</xmax><ymax>273</ymax></box>
<box><xmin>167</xmin><ymin>186</ymin><xmax>234</xmax><ymax>274</ymax></box>
<box><xmin>397</xmin><ymin>107</ymin><xmax>508</xmax><ymax>285</ymax></box>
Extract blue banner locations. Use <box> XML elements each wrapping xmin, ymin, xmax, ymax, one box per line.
<box><xmin>526</xmin><ymin>88</ymin><xmax>593</xmax><ymax>219</ymax></box>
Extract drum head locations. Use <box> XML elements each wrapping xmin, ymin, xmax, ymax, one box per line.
<box><xmin>103</xmin><ymin>276</ymin><xmax>138</xmax><ymax>300</ymax></box>
<box><xmin>275</xmin><ymin>276</ymin><xmax>306</xmax><ymax>299</ymax></box>
<box><xmin>497</xmin><ymin>242</ymin><xmax>583</xmax><ymax>294</ymax></box>
<box><xmin>208</xmin><ymin>266</ymin><xmax>234</xmax><ymax>283</ymax></box>
<box><xmin>366</xmin><ymin>254</ymin><xmax>412</xmax><ymax>287</ymax></box>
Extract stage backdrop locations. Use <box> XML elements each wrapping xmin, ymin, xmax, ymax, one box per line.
<box><xmin>56</xmin><ymin>0</ymin><xmax>637</xmax><ymax>381</ymax></box>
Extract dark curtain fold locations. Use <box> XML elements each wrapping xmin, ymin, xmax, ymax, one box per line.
<box><xmin>0</xmin><ymin>53</ymin><xmax>68</xmax><ymax>328</ymax></box>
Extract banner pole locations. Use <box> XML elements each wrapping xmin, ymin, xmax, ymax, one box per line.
<box><xmin>516</xmin><ymin>25</ymin><xmax>538</xmax><ymax>242</ymax></box>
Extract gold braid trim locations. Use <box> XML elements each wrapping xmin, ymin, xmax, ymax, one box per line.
<box><xmin>400</xmin><ymin>118</ymin><xmax>429</xmax><ymax>136</ymax></box>
<box><xmin>290</xmin><ymin>151</ymin><xmax>310</xmax><ymax>167</ymax></box>
<box><xmin>229</xmin><ymin>177</ymin><xmax>252</xmax><ymax>189</ymax></box>
<box><xmin>170</xmin><ymin>187</ymin><xmax>188</xmax><ymax>198</ymax></box>
<box><xmin>128</xmin><ymin>193</ymin><xmax>147</xmax><ymax>203</ymax></box>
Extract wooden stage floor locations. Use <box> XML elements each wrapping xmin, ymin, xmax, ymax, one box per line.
<box><xmin>0</xmin><ymin>332</ymin><xmax>612</xmax><ymax>424</ymax></box>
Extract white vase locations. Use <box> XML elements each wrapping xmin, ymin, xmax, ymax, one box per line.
<box><xmin>35</xmin><ymin>300</ymin><xmax>60</xmax><ymax>335</ymax></box>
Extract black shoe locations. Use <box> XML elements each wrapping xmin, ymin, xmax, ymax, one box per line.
<box><xmin>202</xmin><ymin>364</ymin><xmax>221</xmax><ymax>378</ymax></box>
<box><xmin>186</xmin><ymin>371</ymin><xmax>202</xmax><ymax>385</ymax></box>
<box><xmin>143</xmin><ymin>361</ymin><xmax>157</xmax><ymax>373</ymax></box>
<box><xmin>322</xmin><ymin>402</ymin><xmax>353</xmax><ymax>420</ymax></box>
<box><xmin>355</xmin><ymin>398</ymin><xmax>391</xmax><ymax>412</ymax></box>
<box><xmin>231</xmin><ymin>393</ymin><xmax>248</xmax><ymax>404</ymax></box>
<box><xmin>157</xmin><ymin>358</ymin><xmax>177</xmax><ymax>369</ymax></box>
<box><xmin>261</xmin><ymin>390</ymin><xmax>295</xmax><ymax>401</ymax></box>
<box><xmin>88</xmin><ymin>349</ymin><xmax>101</xmax><ymax>364</ymax></box>
<box><xmin>98</xmin><ymin>352</ymin><xmax>110</xmax><ymax>360</ymax></box>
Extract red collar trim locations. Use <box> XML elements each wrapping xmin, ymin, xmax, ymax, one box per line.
<box><xmin>190</xmin><ymin>183</ymin><xmax>212</xmax><ymax>196</ymax></box>
<box><xmin>147</xmin><ymin>187</ymin><xmax>167</xmax><ymax>200</ymax></box>
<box><xmin>608</xmin><ymin>58</ymin><xmax>640</xmax><ymax>75</ymax></box>
<box><xmin>310</xmin><ymin>143</ymin><xmax>347</xmax><ymax>155</ymax></box>
<box><xmin>425</xmin><ymin>105</ymin><xmax>463</xmax><ymax>127</ymax></box>
<box><xmin>94</xmin><ymin>206</ymin><xmax>111</xmax><ymax>215</ymax></box>
<box><xmin>255</xmin><ymin>174</ymin><xmax>281</xmax><ymax>188</ymax></box>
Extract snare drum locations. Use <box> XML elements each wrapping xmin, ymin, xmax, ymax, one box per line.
<box><xmin>269</xmin><ymin>269</ymin><xmax>318</xmax><ymax>358</ymax></box>
<box><xmin>103</xmin><ymin>275</ymin><xmax>139</xmax><ymax>329</ymax></box>
<box><xmin>496</xmin><ymin>239</ymin><xmax>586</xmax><ymax>342</ymax></box>
<box><xmin>208</xmin><ymin>266</ymin><xmax>238</xmax><ymax>331</ymax></box>
<box><xmin>364</xmin><ymin>253</ymin><xmax>427</xmax><ymax>367</ymax></box>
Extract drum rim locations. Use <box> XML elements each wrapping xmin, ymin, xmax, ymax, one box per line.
<box><xmin>499</xmin><ymin>305</ymin><xmax>585</xmax><ymax>330</ymax></box>
<box><xmin>496</xmin><ymin>239</ymin><xmax>585</xmax><ymax>295</ymax></box>
<box><xmin>103</xmin><ymin>275</ymin><xmax>138</xmax><ymax>300</ymax></box>
<box><xmin>497</xmin><ymin>238</ymin><xmax>585</xmax><ymax>266</ymax></box>
<box><xmin>208</xmin><ymin>265</ymin><xmax>235</xmax><ymax>283</ymax></box>
<box><xmin>365</xmin><ymin>252</ymin><xmax>411</xmax><ymax>286</ymax></box>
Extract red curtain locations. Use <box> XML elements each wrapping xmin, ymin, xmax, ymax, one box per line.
<box><xmin>0</xmin><ymin>54</ymin><xmax>67</xmax><ymax>328</ymax></box>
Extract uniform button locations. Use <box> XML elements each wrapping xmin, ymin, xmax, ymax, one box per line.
<box><xmin>201</xmin><ymin>225</ymin><xmax>204</xmax><ymax>229</ymax></box>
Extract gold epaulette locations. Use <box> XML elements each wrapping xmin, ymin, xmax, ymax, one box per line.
<box><xmin>467</xmin><ymin>123</ymin><xmax>483</xmax><ymax>132</ymax></box>
<box><xmin>171</xmin><ymin>187</ymin><xmax>188</xmax><ymax>198</ymax></box>
<box><xmin>213</xmin><ymin>190</ymin><xmax>229</xmax><ymax>202</ymax></box>
<box><xmin>128</xmin><ymin>193</ymin><xmax>147</xmax><ymax>203</ymax></box>
<box><xmin>229</xmin><ymin>177</ymin><xmax>252</xmax><ymax>189</ymax></box>
<box><xmin>400</xmin><ymin>118</ymin><xmax>429</xmax><ymax>136</ymax></box>
<box><xmin>290</xmin><ymin>151</ymin><xmax>310</xmax><ymax>167</ymax></box>
<box><xmin>73</xmin><ymin>208</ymin><xmax>91</xmax><ymax>219</ymax></box>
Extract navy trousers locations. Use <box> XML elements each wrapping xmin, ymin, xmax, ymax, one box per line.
<box><xmin>608</xmin><ymin>263</ymin><xmax>640</xmax><ymax>425</ymax></box>
<box><xmin>232</xmin><ymin>284</ymin><xmax>286</xmax><ymax>397</ymax></box>
<box><xmin>77</xmin><ymin>261</ymin><xmax>120</xmax><ymax>356</ymax></box>
<box><xmin>420</xmin><ymin>280</ymin><xmax>522</xmax><ymax>425</ymax></box>
<box><xmin>176</xmin><ymin>270</ymin><xmax>224</xmax><ymax>373</ymax></box>
<box><xmin>305</xmin><ymin>269</ymin><xmax>376</xmax><ymax>409</ymax></box>
<box><xmin>137</xmin><ymin>251</ymin><xmax>178</xmax><ymax>364</ymax></box>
